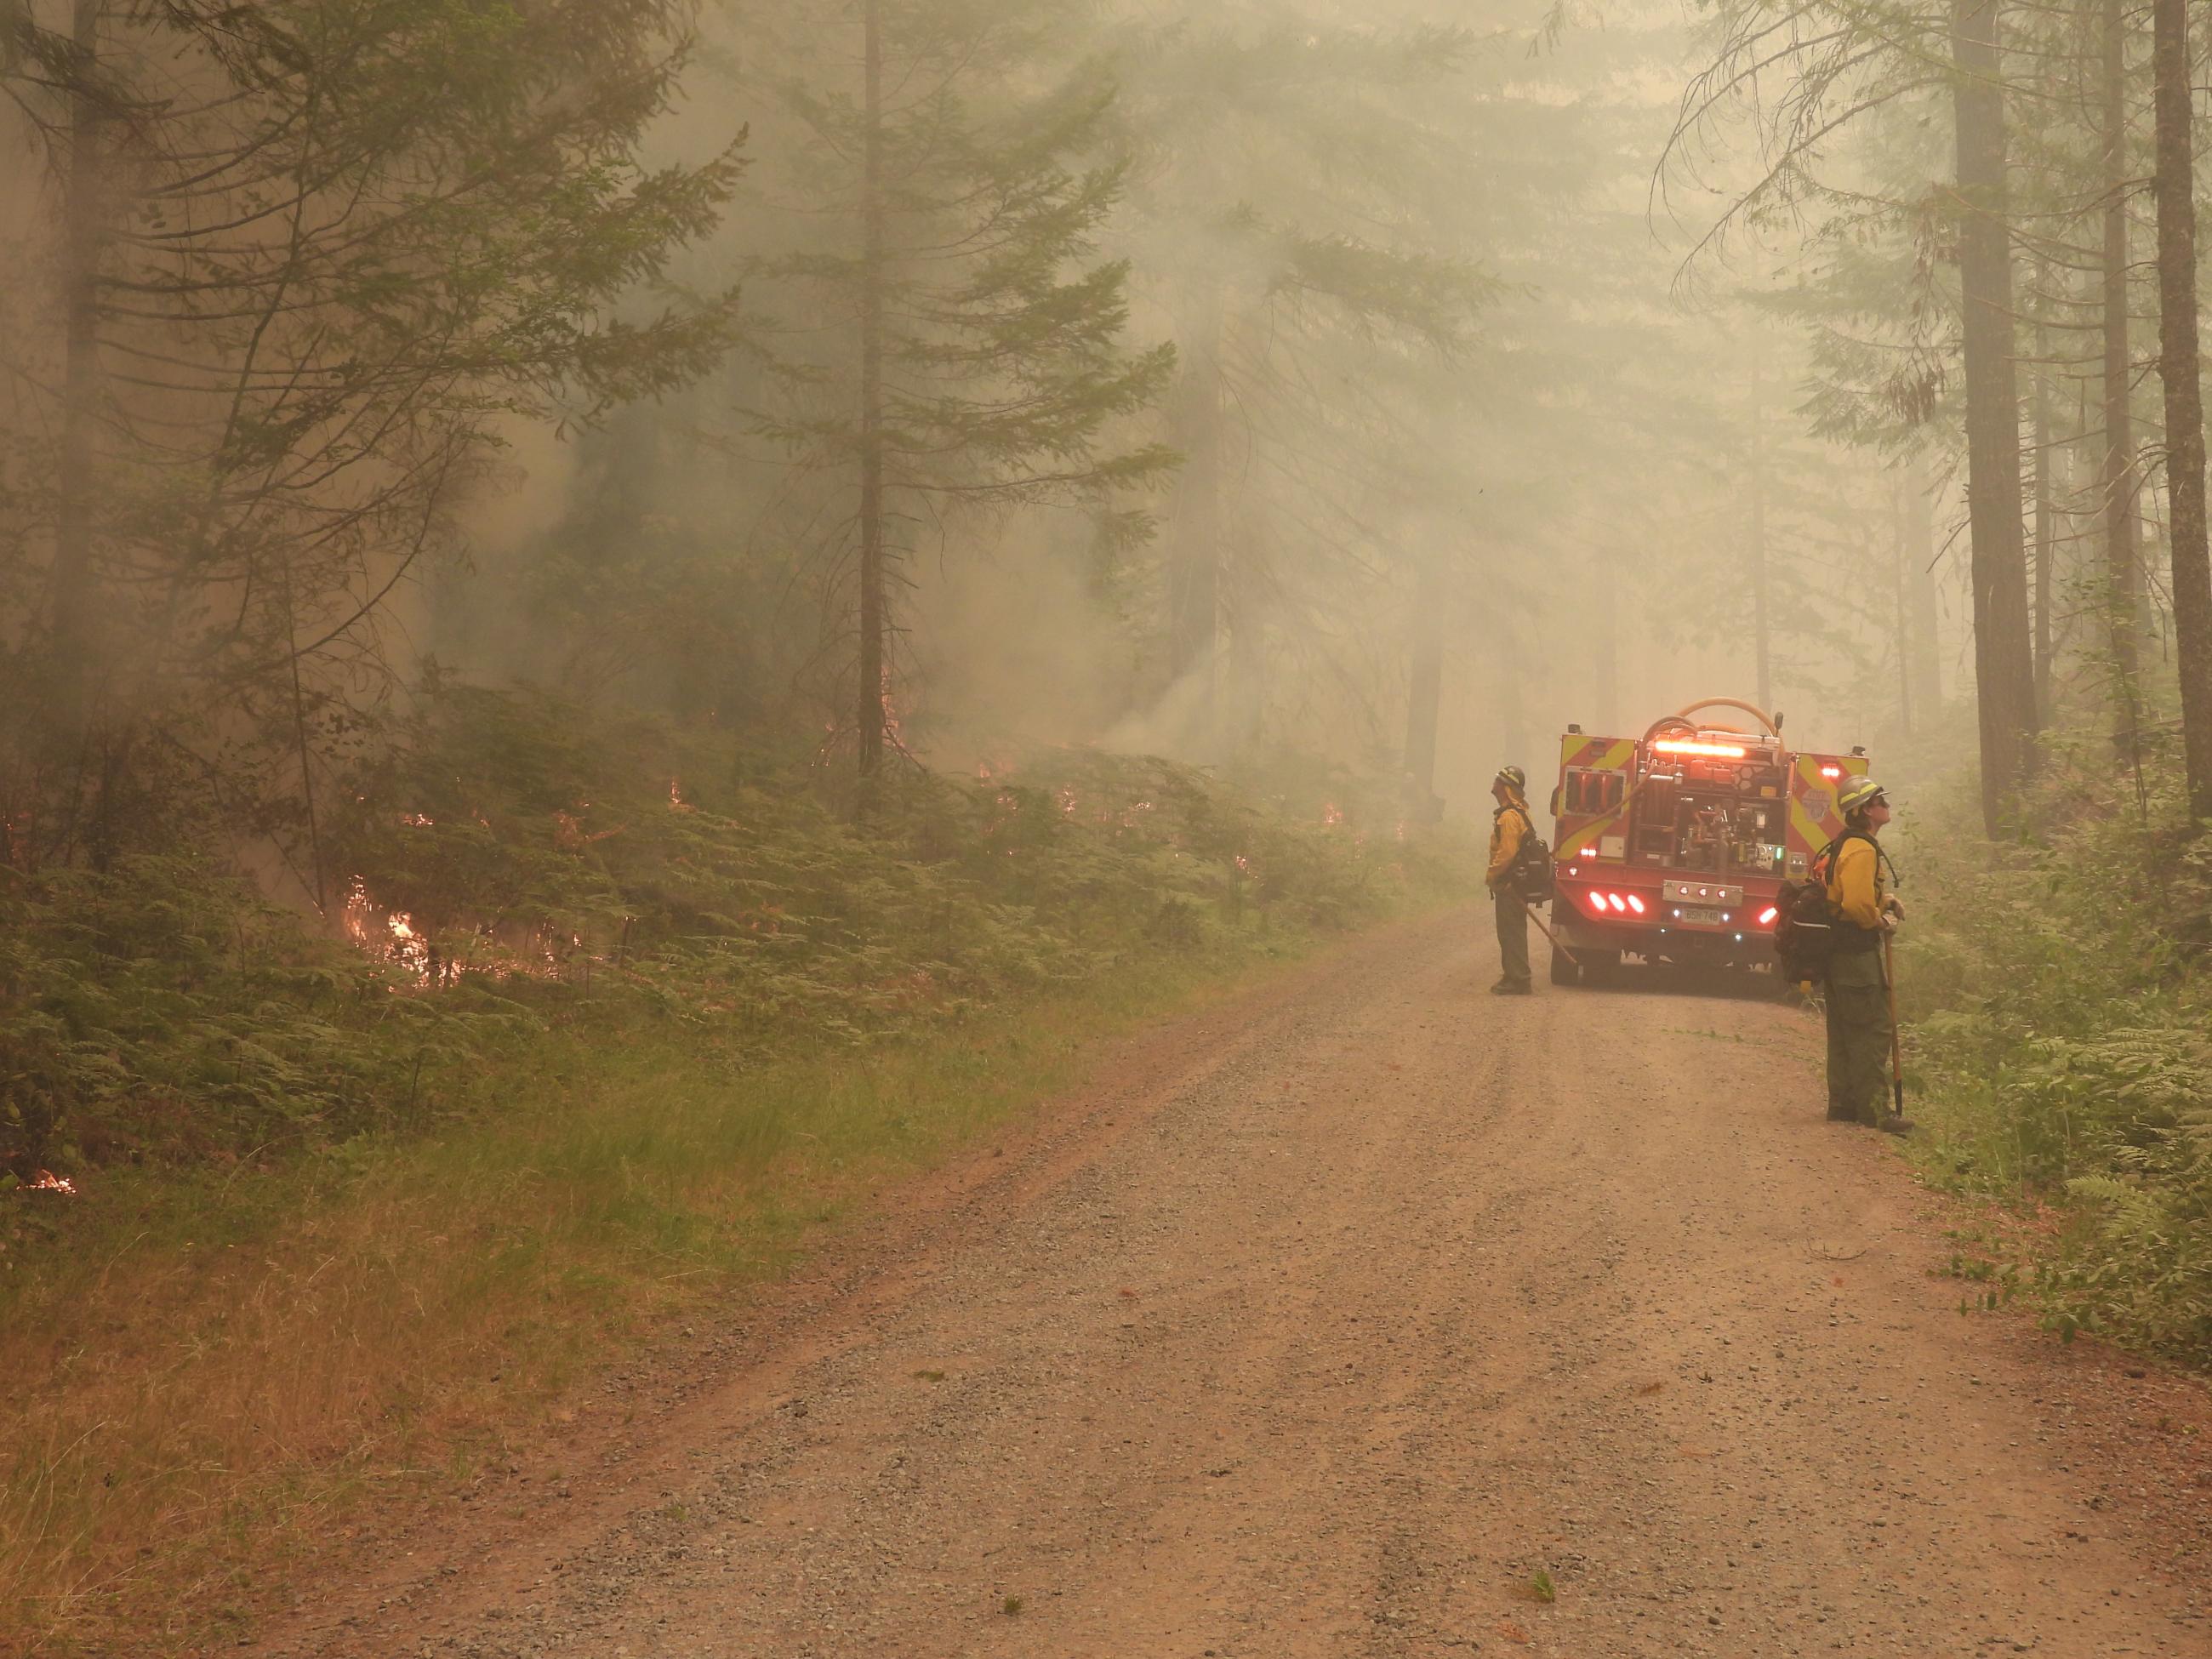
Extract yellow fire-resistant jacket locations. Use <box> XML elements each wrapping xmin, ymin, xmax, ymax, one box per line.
<box><xmin>1824</xmin><ymin>833</ymin><xmax>1890</xmax><ymax>933</ymax></box>
<box><xmin>1487</xmin><ymin>790</ymin><xmax>1531</xmax><ymax>892</ymax></box>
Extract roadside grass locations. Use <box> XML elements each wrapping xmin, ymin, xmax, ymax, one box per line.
<box><xmin>2</xmin><ymin>938</ymin><xmax>1313</xmax><ymax>1650</ymax></box>
<box><xmin>1</xmin><ymin>704</ymin><xmax>1475</xmax><ymax>1654</ymax></box>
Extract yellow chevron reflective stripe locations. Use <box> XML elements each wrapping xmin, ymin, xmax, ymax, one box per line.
<box><xmin>1787</xmin><ymin>755</ymin><xmax>1867</xmax><ymax>852</ymax></box>
<box><xmin>1555</xmin><ymin>738</ymin><xmax>1644</xmax><ymax>858</ymax></box>
<box><xmin>1788</xmin><ymin>755</ymin><xmax>1833</xmax><ymax>850</ymax></box>
<box><xmin>1558</xmin><ymin>820</ymin><xmax>1611</xmax><ymax>858</ymax></box>
<box><xmin>1559</xmin><ymin>736</ymin><xmax>1636</xmax><ymax>772</ymax></box>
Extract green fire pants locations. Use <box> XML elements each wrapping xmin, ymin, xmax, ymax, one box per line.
<box><xmin>1824</xmin><ymin>947</ymin><xmax>1890</xmax><ymax>1124</ymax></box>
<box><xmin>1493</xmin><ymin>888</ymin><xmax>1531</xmax><ymax>989</ymax></box>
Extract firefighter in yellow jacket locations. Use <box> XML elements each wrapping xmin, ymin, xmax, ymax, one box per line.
<box><xmin>1823</xmin><ymin>775</ymin><xmax>1910</xmax><ymax>1132</ymax></box>
<box><xmin>1486</xmin><ymin>765</ymin><xmax>1535</xmax><ymax>995</ymax></box>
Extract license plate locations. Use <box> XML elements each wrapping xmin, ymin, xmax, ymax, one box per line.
<box><xmin>1679</xmin><ymin>906</ymin><xmax>1726</xmax><ymax>925</ymax></box>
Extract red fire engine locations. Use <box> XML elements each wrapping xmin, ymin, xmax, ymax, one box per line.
<box><xmin>1544</xmin><ymin>698</ymin><xmax>1870</xmax><ymax>986</ymax></box>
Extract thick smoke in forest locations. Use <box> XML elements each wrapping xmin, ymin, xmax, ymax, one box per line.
<box><xmin>15</xmin><ymin>0</ymin><xmax>2212</xmax><ymax>1639</ymax></box>
<box><xmin>3</xmin><ymin>0</ymin><xmax>2125</xmax><ymax>883</ymax></box>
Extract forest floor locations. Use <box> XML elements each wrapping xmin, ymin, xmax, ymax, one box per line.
<box><xmin>251</xmin><ymin>907</ymin><xmax>2212</xmax><ymax>1659</ymax></box>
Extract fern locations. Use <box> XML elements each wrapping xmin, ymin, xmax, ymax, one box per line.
<box><xmin>1900</xmin><ymin>731</ymin><xmax>2212</xmax><ymax>1364</ymax></box>
<box><xmin>2</xmin><ymin>687</ymin><xmax>1481</xmax><ymax>1182</ymax></box>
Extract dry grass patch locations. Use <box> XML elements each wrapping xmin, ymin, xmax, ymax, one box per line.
<box><xmin>0</xmin><ymin>947</ymin><xmax>1301</xmax><ymax>1652</ymax></box>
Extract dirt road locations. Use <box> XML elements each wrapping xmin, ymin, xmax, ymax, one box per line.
<box><xmin>275</xmin><ymin>909</ymin><xmax>2212</xmax><ymax>1658</ymax></box>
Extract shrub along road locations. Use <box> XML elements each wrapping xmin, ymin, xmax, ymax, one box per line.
<box><xmin>269</xmin><ymin>909</ymin><xmax>2211</xmax><ymax>1659</ymax></box>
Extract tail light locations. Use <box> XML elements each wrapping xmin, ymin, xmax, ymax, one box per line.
<box><xmin>1585</xmin><ymin>891</ymin><xmax>1610</xmax><ymax>918</ymax></box>
<box><xmin>1605</xmin><ymin>892</ymin><xmax>1627</xmax><ymax>914</ymax></box>
<box><xmin>1757</xmin><ymin>905</ymin><xmax>1779</xmax><ymax>926</ymax></box>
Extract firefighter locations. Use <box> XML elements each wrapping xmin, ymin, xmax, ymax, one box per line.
<box><xmin>1823</xmin><ymin>775</ymin><xmax>1910</xmax><ymax>1132</ymax></box>
<box><xmin>1486</xmin><ymin>765</ymin><xmax>1535</xmax><ymax>995</ymax></box>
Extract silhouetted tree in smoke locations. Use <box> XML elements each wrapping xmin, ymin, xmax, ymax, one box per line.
<box><xmin>1664</xmin><ymin>0</ymin><xmax>2060</xmax><ymax>832</ymax></box>
<box><xmin>1100</xmin><ymin>8</ymin><xmax>1496</xmax><ymax>750</ymax></box>
<box><xmin>0</xmin><ymin>0</ymin><xmax>742</xmax><ymax>889</ymax></box>
<box><xmin>737</xmin><ymin>0</ymin><xmax>1174</xmax><ymax>790</ymax></box>
<box><xmin>2146</xmin><ymin>0</ymin><xmax>2212</xmax><ymax>826</ymax></box>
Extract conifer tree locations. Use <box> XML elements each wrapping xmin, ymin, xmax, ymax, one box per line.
<box><xmin>2146</xmin><ymin>0</ymin><xmax>2212</xmax><ymax>824</ymax></box>
<box><xmin>0</xmin><ymin>0</ymin><xmax>741</xmax><ymax>879</ymax></box>
<box><xmin>738</xmin><ymin>0</ymin><xmax>1173</xmax><ymax>785</ymax></box>
<box><xmin>1950</xmin><ymin>0</ymin><xmax>2039</xmax><ymax>826</ymax></box>
<box><xmin>1667</xmin><ymin>0</ymin><xmax>2067</xmax><ymax>829</ymax></box>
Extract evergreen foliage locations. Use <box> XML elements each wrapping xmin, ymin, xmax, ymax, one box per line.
<box><xmin>733</xmin><ymin>0</ymin><xmax>1175</xmax><ymax>777</ymax></box>
<box><xmin>0</xmin><ymin>0</ymin><xmax>744</xmax><ymax>876</ymax></box>
<box><xmin>1899</xmin><ymin>734</ymin><xmax>2212</xmax><ymax>1360</ymax></box>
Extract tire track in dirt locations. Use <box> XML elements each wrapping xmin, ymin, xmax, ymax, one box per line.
<box><xmin>269</xmin><ymin>909</ymin><xmax>2212</xmax><ymax>1659</ymax></box>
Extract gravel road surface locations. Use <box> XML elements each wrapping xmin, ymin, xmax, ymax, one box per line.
<box><xmin>272</xmin><ymin>909</ymin><xmax>2212</xmax><ymax>1659</ymax></box>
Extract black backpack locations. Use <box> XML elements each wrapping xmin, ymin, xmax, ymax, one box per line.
<box><xmin>1504</xmin><ymin>807</ymin><xmax>1552</xmax><ymax>901</ymax></box>
<box><xmin>1773</xmin><ymin>830</ymin><xmax>1875</xmax><ymax>983</ymax></box>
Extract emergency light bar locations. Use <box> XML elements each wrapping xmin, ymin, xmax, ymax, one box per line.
<box><xmin>1651</xmin><ymin>739</ymin><xmax>1747</xmax><ymax>759</ymax></box>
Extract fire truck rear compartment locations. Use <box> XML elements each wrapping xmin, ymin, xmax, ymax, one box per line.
<box><xmin>1546</xmin><ymin>703</ymin><xmax>1866</xmax><ymax>991</ymax></box>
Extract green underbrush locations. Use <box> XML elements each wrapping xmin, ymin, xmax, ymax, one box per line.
<box><xmin>1896</xmin><ymin>723</ymin><xmax>2212</xmax><ymax>1365</ymax></box>
<box><xmin>0</xmin><ymin>684</ymin><xmax>1477</xmax><ymax>1651</ymax></box>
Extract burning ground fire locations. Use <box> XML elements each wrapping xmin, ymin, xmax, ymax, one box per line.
<box><xmin>22</xmin><ymin>1170</ymin><xmax>77</xmax><ymax>1195</ymax></box>
<box><xmin>344</xmin><ymin>877</ymin><xmax>449</xmax><ymax>983</ymax></box>
<box><xmin>341</xmin><ymin>876</ymin><xmax>593</xmax><ymax>989</ymax></box>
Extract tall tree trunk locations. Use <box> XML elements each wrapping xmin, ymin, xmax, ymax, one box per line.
<box><xmin>1403</xmin><ymin>555</ymin><xmax>1444</xmax><ymax>799</ymax></box>
<box><xmin>1749</xmin><ymin>341</ymin><xmax>1771</xmax><ymax>713</ymax></box>
<box><xmin>1496</xmin><ymin>636</ymin><xmax>1528</xmax><ymax>783</ymax></box>
<box><xmin>48</xmin><ymin>0</ymin><xmax>105</xmax><ymax>761</ymax></box>
<box><xmin>855</xmin><ymin>0</ymin><xmax>887</xmax><ymax>784</ymax></box>
<box><xmin>1223</xmin><ymin>518</ymin><xmax>1266</xmax><ymax>758</ymax></box>
<box><xmin>1907</xmin><ymin>464</ymin><xmax>1943</xmax><ymax>718</ymax></box>
<box><xmin>2149</xmin><ymin>0</ymin><xmax>2212</xmax><ymax>824</ymax></box>
<box><xmin>1893</xmin><ymin>482</ymin><xmax>1914</xmax><ymax>733</ymax></box>
<box><xmin>1952</xmin><ymin>0</ymin><xmax>2038</xmax><ymax>833</ymax></box>
<box><xmin>1166</xmin><ymin>290</ymin><xmax>1222</xmax><ymax>727</ymax></box>
<box><xmin>2100</xmin><ymin>0</ymin><xmax>2144</xmax><ymax>738</ymax></box>
<box><xmin>2032</xmin><ymin>321</ymin><xmax>2054</xmax><ymax>715</ymax></box>
<box><xmin>1593</xmin><ymin>550</ymin><xmax>1619</xmax><ymax>734</ymax></box>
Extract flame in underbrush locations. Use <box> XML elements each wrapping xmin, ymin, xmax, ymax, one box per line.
<box><xmin>879</xmin><ymin>675</ymin><xmax>906</xmax><ymax>751</ymax></box>
<box><xmin>343</xmin><ymin>878</ymin><xmax>447</xmax><ymax>984</ymax></box>
<box><xmin>340</xmin><ymin>875</ymin><xmax>607</xmax><ymax>989</ymax></box>
<box><xmin>669</xmin><ymin>778</ymin><xmax>695</xmax><ymax>812</ymax></box>
<box><xmin>1321</xmin><ymin>802</ymin><xmax>1344</xmax><ymax>827</ymax></box>
<box><xmin>399</xmin><ymin>812</ymin><xmax>435</xmax><ymax>828</ymax></box>
<box><xmin>26</xmin><ymin>1170</ymin><xmax>76</xmax><ymax>1196</ymax></box>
